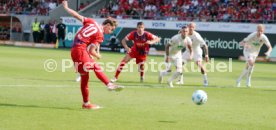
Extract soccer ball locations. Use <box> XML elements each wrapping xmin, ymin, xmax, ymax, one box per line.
<box><xmin>192</xmin><ymin>90</ymin><xmax>208</xmax><ymax>105</ymax></box>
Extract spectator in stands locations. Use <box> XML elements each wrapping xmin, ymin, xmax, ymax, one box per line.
<box><xmin>32</xmin><ymin>18</ymin><xmax>40</xmax><ymax>43</ymax></box>
<box><xmin>50</xmin><ymin>20</ymin><xmax>57</xmax><ymax>44</ymax></box>
<box><xmin>79</xmin><ymin>3</ymin><xmax>85</xmax><ymax>10</ymax></box>
<box><xmin>44</xmin><ymin>20</ymin><xmax>52</xmax><ymax>43</ymax></box>
<box><xmin>56</xmin><ymin>18</ymin><xmax>66</xmax><ymax>47</ymax></box>
<box><xmin>48</xmin><ymin>0</ymin><xmax>57</xmax><ymax>11</ymax></box>
<box><xmin>39</xmin><ymin>20</ymin><xmax>45</xmax><ymax>43</ymax></box>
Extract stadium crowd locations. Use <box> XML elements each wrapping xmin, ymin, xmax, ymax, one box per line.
<box><xmin>98</xmin><ymin>0</ymin><xmax>276</xmax><ymax>23</ymax></box>
<box><xmin>0</xmin><ymin>0</ymin><xmax>61</xmax><ymax>15</ymax></box>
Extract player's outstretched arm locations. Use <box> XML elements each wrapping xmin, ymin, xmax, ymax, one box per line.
<box><xmin>146</xmin><ymin>37</ymin><xmax>161</xmax><ymax>45</ymax></box>
<box><xmin>121</xmin><ymin>38</ymin><xmax>131</xmax><ymax>53</ymax></box>
<box><xmin>62</xmin><ymin>1</ymin><xmax>83</xmax><ymax>22</ymax></box>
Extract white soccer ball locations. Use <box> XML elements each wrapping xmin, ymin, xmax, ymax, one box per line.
<box><xmin>192</xmin><ymin>90</ymin><xmax>208</xmax><ymax>105</ymax></box>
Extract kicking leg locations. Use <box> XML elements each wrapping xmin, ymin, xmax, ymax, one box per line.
<box><xmin>159</xmin><ymin>62</ymin><xmax>171</xmax><ymax>83</ymax></box>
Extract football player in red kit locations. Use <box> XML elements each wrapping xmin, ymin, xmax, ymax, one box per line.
<box><xmin>62</xmin><ymin>1</ymin><xmax>123</xmax><ymax>109</ymax></box>
<box><xmin>111</xmin><ymin>22</ymin><xmax>160</xmax><ymax>83</ymax></box>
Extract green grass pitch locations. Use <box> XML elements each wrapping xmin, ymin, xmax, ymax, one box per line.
<box><xmin>0</xmin><ymin>46</ymin><xmax>275</xmax><ymax>130</ymax></box>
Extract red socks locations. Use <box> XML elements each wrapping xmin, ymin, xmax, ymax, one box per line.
<box><xmin>115</xmin><ymin>61</ymin><xmax>126</xmax><ymax>79</ymax></box>
<box><xmin>80</xmin><ymin>74</ymin><xmax>89</xmax><ymax>102</ymax></box>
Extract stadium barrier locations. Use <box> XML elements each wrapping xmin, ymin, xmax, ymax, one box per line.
<box><xmin>0</xmin><ymin>40</ymin><xmax>55</xmax><ymax>48</ymax></box>
<box><xmin>61</xmin><ymin>17</ymin><xmax>276</xmax><ymax>58</ymax></box>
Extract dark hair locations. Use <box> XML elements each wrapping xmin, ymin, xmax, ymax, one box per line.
<box><xmin>102</xmin><ymin>19</ymin><xmax>114</xmax><ymax>26</ymax></box>
<box><xmin>137</xmin><ymin>22</ymin><xmax>144</xmax><ymax>27</ymax></box>
<box><xmin>181</xmin><ymin>25</ymin><xmax>188</xmax><ymax>29</ymax></box>
<box><xmin>107</xmin><ymin>17</ymin><xmax>118</xmax><ymax>27</ymax></box>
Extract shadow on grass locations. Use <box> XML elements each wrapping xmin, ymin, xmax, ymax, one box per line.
<box><xmin>0</xmin><ymin>103</ymin><xmax>79</xmax><ymax>111</ymax></box>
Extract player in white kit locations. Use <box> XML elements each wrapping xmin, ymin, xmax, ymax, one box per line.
<box><xmin>158</xmin><ymin>25</ymin><xmax>193</xmax><ymax>88</ymax></box>
<box><xmin>178</xmin><ymin>22</ymin><xmax>209</xmax><ymax>86</ymax></box>
<box><xmin>236</xmin><ymin>24</ymin><xmax>272</xmax><ymax>87</ymax></box>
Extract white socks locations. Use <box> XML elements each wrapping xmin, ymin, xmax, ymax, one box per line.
<box><xmin>203</xmin><ymin>74</ymin><xmax>208</xmax><ymax>81</ymax></box>
<box><xmin>84</xmin><ymin>101</ymin><xmax>90</xmax><ymax>105</ymax></box>
<box><xmin>246</xmin><ymin>66</ymin><xmax>254</xmax><ymax>84</ymax></box>
<box><xmin>168</xmin><ymin>72</ymin><xmax>182</xmax><ymax>82</ymax></box>
<box><xmin>237</xmin><ymin>68</ymin><xmax>249</xmax><ymax>82</ymax></box>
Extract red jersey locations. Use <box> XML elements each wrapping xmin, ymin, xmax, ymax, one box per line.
<box><xmin>72</xmin><ymin>17</ymin><xmax>103</xmax><ymax>49</ymax></box>
<box><xmin>126</xmin><ymin>31</ymin><xmax>156</xmax><ymax>56</ymax></box>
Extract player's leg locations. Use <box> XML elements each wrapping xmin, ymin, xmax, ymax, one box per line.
<box><xmin>62</xmin><ymin>34</ymin><xmax>66</xmax><ymax>48</ymax></box>
<box><xmin>176</xmin><ymin>52</ymin><xmax>189</xmax><ymax>85</ymax></box>
<box><xmin>71</xmin><ymin>49</ymin><xmax>99</xmax><ymax>109</ymax></box>
<box><xmin>111</xmin><ymin>54</ymin><xmax>132</xmax><ymax>82</ymax></box>
<box><xmin>196</xmin><ymin>60</ymin><xmax>208</xmax><ymax>87</ymax></box>
<box><xmin>236</xmin><ymin>52</ymin><xmax>251</xmax><ymax>87</ymax></box>
<box><xmin>236</xmin><ymin>63</ymin><xmax>249</xmax><ymax>87</ymax></box>
<box><xmin>76</xmin><ymin>72</ymin><xmax>81</xmax><ymax>82</ymax></box>
<box><xmin>159</xmin><ymin>55</ymin><xmax>172</xmax><ymax>83</ymax></box>
<box><xmin>246</xmin><ymin>58</ymin><xmax>255</xmax><ymax>87</ymax></box>
<box><xmin>90</xmin><ymin>61</ymin><xmax>124</xmax><ymax>91</ymax></box>
<box><xmin>138</xmin><ymin>61</ymin><xmax>145</xmax><ymax>82</ymax></box>
<box><xmin>167</xmin><ymin>58</ymin><xmax>183</xmax><ymax>88</ymax></box>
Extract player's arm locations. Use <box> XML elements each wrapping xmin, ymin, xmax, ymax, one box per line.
<box><xmin>265</xmin><ymin>44</ymin><xmax>272</xmax><ymax>57</ymax></box>
<box><xmin>203</xmin><ymin>44</ymin><xmax>209</xmax><ymax>62</ymax></box>
<box><xmin>263</xmin><ymin>36</ymin><xmax>272</xmax><ymax>57</ymax></box>
<box><xmin>240</xmin><ymin>32</ymin><xmax>255</xmax><ymax>46</ymax></box>
<box><xmin>145</xmin><ymin>34</ymin><xmax>161</xmax><ymax>45</ymax></box>
<box><xmin>187</xmin><ymin>43</ymin><xmax>193</xmax><ymax>61</ymax></box>
<box><xmin>146</xmin><ymin>36</ymin><xmax>160</xmax><ymax>45</ymax></box>
<box><xmin>88</xmin><ymin>44</ymin><xmax>101</xmax><ymax>59</ymax></box>
<box><xmin>198</xmin><ymin>34</ymin><xmax>209</xmax><ymax>62</ymax></box>
<box><xmin>165</xmin><ymin>43</ymin><xmax>170</xmax><ymax>63</ymax></box>
<box><xmin>62</xmin><ymin>1</ymin><xmax>83</xmax><ymax>22</ymax></box>
<box><xmin>121</xmin><ymin>37</ymin><xmax>131</xmax><ymax>53</ymax></box>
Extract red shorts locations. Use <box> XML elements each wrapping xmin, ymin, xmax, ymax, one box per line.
<box><xmin>71</xmin><ymin>47</ymin><xmax>95</xmax><ymax>74</ymax></box>
<box><xmin>128</xmin><ymin>49</ymin><xmax>147</xmax><ymax>64</ymax></box>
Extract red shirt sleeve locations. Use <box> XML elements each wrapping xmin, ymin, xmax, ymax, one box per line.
<box><xmin>146</xmin><ymin>32</ymin><xmax>156</xmax><ymax>40</ymax></box>
<box><xmin>82</xmin><ymin>17</ymin><xmax>94</xmax><ymax>25</ymax></box>
<box><xmin>125</xmin><ymin>31</ymin><xmax>135</xmax><ymax>41</ymax></box>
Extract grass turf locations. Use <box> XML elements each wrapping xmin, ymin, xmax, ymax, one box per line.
<box><xmin>0</xmin><ymin>45</ymin><xmax>275</xmax><ymax>130</ymax></box>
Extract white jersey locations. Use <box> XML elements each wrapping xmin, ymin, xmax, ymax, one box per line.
<box><xmin>168</xmin><ymin>34</ymin><xmax>192</xmax><ymax>58</ymax></box>
<box><xmin>188</xmin><ymin>31</ymin><xmax>206</xmax><ymax>54</ymax></box>
<box><xmin>243</xmin><ymin>32</ymin><xmax>271</xmax><ymax>55</ymax></box>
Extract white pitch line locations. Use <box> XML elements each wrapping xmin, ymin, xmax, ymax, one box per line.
<box><xmin>0</xmin><ymin>85</ymin><xmax>76</xmax><ymax>88</ymax></box>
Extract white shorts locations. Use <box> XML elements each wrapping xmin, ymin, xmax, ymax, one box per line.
<box><xmin>182</xmin><ymin>51</ymin><xmax>202</xmax><ymax>63</ymax></box>
<box><xmin>244</xmin><ymin>52</ymin><xmax>257</xmax><ymax>62</ymax></box>
<box><xmin>165</xmin><ymin>55</ymin><xmax>183</xmax><ymax>73</ymax></box>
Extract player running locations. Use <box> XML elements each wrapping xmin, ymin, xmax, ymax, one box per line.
<box><xmin>158</xmin><ymin>25</ymin><xmax>193</xmax><ymax>88</ymax></box>
<box><xmin>177</xmin><ymin>22</ymin><xmax>209</xmax><ymax>86</ymax></box>
<box><xmin>62</xmin><ymin>1</ymin><xmax>123</xmax><ymax>110</ymax></box>
<box><xmin>236</xmin><ymin>24</ymin><xmax>272</xmax><ymax>87</ymax></box>
<box><xmin>111</xmin><ymin>22</ymin><xmax>160</xmax><ymax>83</ymax></box>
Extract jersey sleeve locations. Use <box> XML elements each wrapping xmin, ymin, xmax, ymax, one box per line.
<box><xmin>146</xmin><ymin>32</ymin><xmax>157</xmax><ymax>40</ymax></box>
<box><xmin>196</xmin><ymin>33</ymin><xmax>206</xmax><ymax>47</ymax></box>
<box><xmin>125</xmin><ymin>31</ymin><xmax>135</xmax><ymax>41</ymax></box>
<box><xmin>82</xmin><ymin>17</ymin><xmax>94</xmax><ymax>25</ymax></box>
<box><xmin>243</xmin><ymin>32</ymin><xmax>255</xmax><ymax>43</ymax></box>
<box><xmin>263</xmin><ymin>35</ymin><xmax>271</xmax><ymax>47</ymax></box>
<box><xmin>186</xmin><ymin>37</ymin><xmax>192</xmax><ymax>46</ymax></box>
<box><xmin>169</xmin><ymin>35</ymin><xmax>177</xmax><ymax>45</ymax></box>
